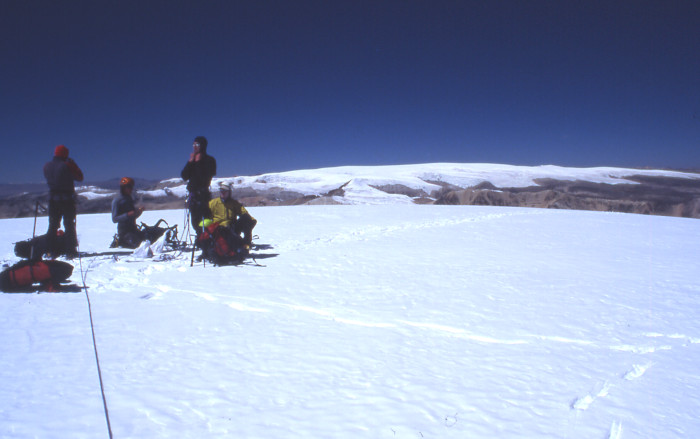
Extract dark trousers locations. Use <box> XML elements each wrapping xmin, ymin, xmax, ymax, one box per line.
<box><xmin>233</xmin><ymin>213</ymin><xmax>257</xmax><ymax>245</ymax></box>
<box><xmin>47</xmin><ymin>198</ymin><xmax>77</xmax><ymax>253</ymax></box>
<box><xmin>188</xmin><ymin>190</ymin><xmax>211</xmax><ymax>236</ymax></box>
<box><xmin>118</xmin><ymin>230</ymin><xmax>145</xmax><ymax>249</ymax></box>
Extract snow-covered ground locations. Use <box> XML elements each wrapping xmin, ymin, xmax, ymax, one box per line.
<box><xmin>1</xmin><ymin>204</ymin><xmax>700</xmax><ymax>438</ymax></box>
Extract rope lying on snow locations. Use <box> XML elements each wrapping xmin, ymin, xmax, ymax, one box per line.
<box><xmin>77</xmin><ymin>241</ymin><xmax>114</xmax><ymax>439</ymax></box>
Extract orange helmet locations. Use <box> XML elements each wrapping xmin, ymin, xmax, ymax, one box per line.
<box><xmin>120</xmin><ymin>177</ymin><xmax>135</xmax><ymax>187</ymax></box>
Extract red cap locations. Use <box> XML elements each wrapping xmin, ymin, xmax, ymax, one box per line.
<box><xmin>54</xmin><ymin>145</ymin><xmax>69</xmax><ymax>159</ymax></box>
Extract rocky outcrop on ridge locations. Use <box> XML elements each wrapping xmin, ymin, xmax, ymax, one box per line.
<box><xmin>433</xmin><ymin>175</ymin><xmax>700</xmax><ymax>218</ymax></box>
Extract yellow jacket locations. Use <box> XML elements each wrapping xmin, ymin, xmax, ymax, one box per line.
<box><xmin>208</xmin><ymin>197</ymin><xmax>252</xmax><ymax>227</ymax></box>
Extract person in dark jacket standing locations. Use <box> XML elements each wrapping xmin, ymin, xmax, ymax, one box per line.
<box><xmin>111</xmin><ymin>177</ymin><xmax>145</xmax><ymax>248</ymax></box>
<box><xmin>43</xmin><ymin>144</ymin><xmax>83</xmax><ymax>256</ymax></box>
<box><xmin>181</xmin><ymin>136</ymin><xmax>216</xmax><ymax>237</ymax></box>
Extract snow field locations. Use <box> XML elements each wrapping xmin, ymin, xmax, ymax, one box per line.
<box><xmin>1</xmin><ymin>205</ymin><xmax>700</xmax><ymax>438</ymax></box>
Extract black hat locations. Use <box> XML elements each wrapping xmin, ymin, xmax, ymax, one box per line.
<box><xmin>194</xmin><ymin>136</ymin><xmax>208</xmax><ymax>152</ymax></box>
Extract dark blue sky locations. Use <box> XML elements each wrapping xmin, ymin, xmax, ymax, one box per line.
<box><xmin>2</xmin><ymin>0</ymin><xmax>699</xmax><ymax>183</ymax></box>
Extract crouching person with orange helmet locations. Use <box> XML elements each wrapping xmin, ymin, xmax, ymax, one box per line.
<box><xmin>111</xmin><ymin>177</ymin><xmax>145</xmax><ymax>248</ymax></box>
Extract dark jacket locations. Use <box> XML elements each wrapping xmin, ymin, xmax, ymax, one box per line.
<box><xmin>181</xmin><ymin>155</ymin><xmax>216</xmax><ymax>193</ymax></box>
<box><xmin>112</xmin><ymin>193</ymin><xmax>138</xmax><ymax>236</ymax></box>
<box><xmin>43</xmin><ymin>157</ymin><xmax>84</xmax><ymax>195</ymax></box>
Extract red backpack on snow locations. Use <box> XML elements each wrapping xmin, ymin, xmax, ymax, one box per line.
<box><xmin>1</xmin><ymin>259</ymin><xmax>74</xmax><ymax>292</ymax></box>
<box><xmin>196</xmin><ymin>223</ymin><xmax>248</xmax><ymax>265</ymax></box>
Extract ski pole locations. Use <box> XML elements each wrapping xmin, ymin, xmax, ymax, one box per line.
<box><xmin>190</xmin><ymin>243</ymin><xmax>195</xmax><ymax>267</ymax></box>
<box><xmin>30</xmin><ymin>201</ymin><xmax>40</xmax><ymax>260</ymax></box>
<box><xmin>32</xmin><ymin>201</ymin><xmax>39</xmax><ymax>237</ymax></box>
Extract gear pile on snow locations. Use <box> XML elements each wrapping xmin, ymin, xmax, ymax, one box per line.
<box><xmin>1</xmin><ymin>259</ymin><xmax>74</xmax><ymax>292</ymax></box>
<box><xmin>4</xmin><ymin>229</ymin><xmax>76</xmax><ymax>292</ymax></box>
<box><xmin>14</xmin><ymin>230</ymin><xmax>71</xmax><ymax>260</ymax></box>
<box><xmin>196</xmin><ymin>222</ymin><xmax>250</xmax><ymax>266</ymax></box>
<box><xmin>110</xmin><ymin>219</ymin><xmax>181</xmax><ymax>250</ymax></box>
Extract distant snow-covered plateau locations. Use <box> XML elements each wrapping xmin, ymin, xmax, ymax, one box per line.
<box><xmin>2</xmin><ymin>163</ymin><xmax>700</xmax><ymax>218</ymax></box>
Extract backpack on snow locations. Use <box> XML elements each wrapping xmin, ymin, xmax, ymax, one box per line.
<box><xmin>196</xmin><ymin>223</ymin><xmax>248</xmax><ymax>266</ymax></box>
<box><xmin>141</xmin><ymin>219</ymin><xmax>178</xmax><ymax>243</ymax></box>
<box><xmin>14</xmin><ymin>231</ymin><xmax>70</xmax><ymax>260</ymax></box>
<box><xmin>110</xmin><ymin>219</ymin><xmax>179</xmax><ymax>249</ymax></box>
<box><xmin>1</xmin><ymin>259</ymin><xmax>74</xmax><ymax>292</ymax></box>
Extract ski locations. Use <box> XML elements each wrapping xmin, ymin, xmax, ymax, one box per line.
<box><xmin>78</xmin><ymin>250</ymin><xmax>133</xmax><ymax>258</ymax></box>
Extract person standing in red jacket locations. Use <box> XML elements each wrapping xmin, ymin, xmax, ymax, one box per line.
<box><xmin>43</xmin><ymin>145</ymin><xmax>83</xmax><ymax>256</ymax></box>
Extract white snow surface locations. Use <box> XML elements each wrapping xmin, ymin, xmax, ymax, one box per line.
<box><xmin>2</xmin><ymin>204</ymin><xmax>700</xmax><ymax>438</ymax></box>
<box><xmin>146</xmin><ymin>162</ymin><xmax>700</xmax><ymax>204</ymax></box>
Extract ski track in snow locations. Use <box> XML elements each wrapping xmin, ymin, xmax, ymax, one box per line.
<box><xmin>275</xmin><ymin>210</ymin><xmax>541</xmax><ymax>252</ymax></box>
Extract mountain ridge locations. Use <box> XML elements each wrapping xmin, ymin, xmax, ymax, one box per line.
<box><xmin>2</xmin><ymin>163</ymin><xmax>699</xmax><ymax>219</ymax></box>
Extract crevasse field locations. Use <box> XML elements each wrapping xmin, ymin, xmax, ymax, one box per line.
<box><xmin>1</xmin><ymin>204</ymin><xmax>699</xmax><ymax>438</ymax></box>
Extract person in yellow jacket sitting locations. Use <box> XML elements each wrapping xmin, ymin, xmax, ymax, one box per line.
<box><xmin>207</xmin><ymin>182</ymin><xmax>257</xmax><ymax>246</ymax></box>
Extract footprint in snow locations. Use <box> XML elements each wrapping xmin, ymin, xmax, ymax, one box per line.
<box><xmin>623</xmin><ymin>363</ymin><xmax>652</xmax><ymax>381</ymax></box>
<box><xmin>572</xmin><ymin>381</ymin><xmax>611</xmax><ymax>411</ymax></box>
<box><xmin>572</xmin><ymin>362</ymin><xmax>654</xmax><ymax>412</ymax></box>
<box><xmin>140</xmin><ymin>291</ymin><xmax>164</xmax><ymax>300</ymax></box>
<box><xmin>608</xmin><ymin>420</ymin><xmax>623</xmax><ymax>439</ymax></box>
